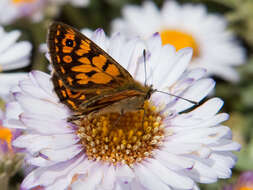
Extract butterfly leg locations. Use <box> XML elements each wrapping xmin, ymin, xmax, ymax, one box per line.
<box><xmin>67</xmin><ymin>113</ymin><xmax>86</xmax><ymax>123</ymax></box>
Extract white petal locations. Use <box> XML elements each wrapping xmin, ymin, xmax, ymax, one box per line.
<box><xmin>13</xmin><ymin>133</ymin><xmax>78</xmax><ymax>154</ymax></box>
<box><xmin>186</xmin><ymin>160</ymin><xmax>217</xmax><ymax>183</ymax></box>
<box><xmin>171</xmin><ymin>126</ymin><xmax>231</xmax><ymax>144</ymax></box>
<box><xmin>29</xmin><ymin>70</ymin><xmax>57</xmax><ymax>99</ymax></box>
<box><xmin>3</xmin><ymin>101</ymin><xmax>25</xmax><ymax>129</ymax></box>
<box><xmin>27</xmin><ymin>156</ymin><xmax>56</xmax><ymax>167</ymax></box>
<box><xmin>135</xmin><ymin>164</ymin><xmax>171</xmax><ymax>190</ymax></box>
<box><xmin>210</xmin><ymin>154</ymin><xmax>232</xmax><ymax>179</ymax></box>
<box><xmin>211</xmin><ymin>152</ymin><xmax>237</xmax><ymax>170</ymax></box>
<box><xmin>1</xmin><ymin>58</ymin><xmax>29</xmax><ymax>71</ymax></box>
<box><xmin>171</xmin><ymin>113</ymin><xmax>229</xmax><ymax>131</ymax></box>
<box><xmin>211</xmin><ymin>141</ymin><xmax>241</xmax><ymax>152</ymax></box>
<box><xmin>115</xmin><ymin>164</ymin><xmax>135</xmax><ymax>183</ymax></box>
<box><xmin>20</xmin><ymin>113</ymin><xmax>73</xmax><ymax>134</ymax></box>
<box><xmin>0</xmin><ymin>41</ymin><xmax>31</xmax><ymax>68</ymax></box>
<box><xmin>91</xmin><ymin>28</ymin><xmax>107</xmax><ymax>50</ymax></box>
<box><xmin>187</xmin><ymin>98</ymin><xmax>224</xmax><ymax>118</ymax></box>
<box><xmin>169</xmin><ymin>78</ymin><xmax>215</xmax><ymax>112</ymax></box>
<box><xmin>19</xmin><ymin>77</ymin><xmax>54</xmax><ymax>101</ymax></box>
<box><xmin>145</xmin><ymin>159</ymin><xmax>194</xmax><ymax>189</ymax></box>
<box><xmin>159</xmin><ymin>47</ymin><xmax>193</xmax><ymax>89</ymax></box>
<box><xmin>40</xmin><ymin>145</ymin><xmax>82</xmax><ymax>162</ymax></box>
<box><xmin>0</xmin><ymin>30</ymin><xmax>20</xmax><ymax>53</ymax></box>
<box><xmin>47</xmin><ymin>159</ymin><xmax>94</xmax><ymax>190</ymax></box>
<box><xmin>0</xmin><ymin>73</ymin><xmax>28</xmax><ymax>101</ymax></box>
<box><xmin>100</xmin><ymin>165</ymin><xmax>116</xmax><ymax>190</ymax></box>
<box><xmin>156</xmin><ymin>151</ymin><xmax>194</xmax><ymax>171</ymax></box>
<box><xmin>14</xmin><ymin>92</ymin><xmax>69</xmax><ymax>119</ymax></box>
<box><xmin>152</xmin><ymin>44</ymin><xmax>177</xmax><ymax>87</ymax></box>
<box><xmin>162</xmin><ymin>142</ymin><xmax>202</xmax><ymax>155</ymax></box>
<box><xmin>72</xmin><ymin>163</ymin><xmax>104</xmax><ymax>190</ymax></box>
<box><xmin>21</xmin><ymin>155</ymin><xmax>85</xmax><ymax>189</ymax></box>
<box><xmin>182</xmin><ymin>68</ymin><xmax>207</xmax><ymax>81</ymax></box>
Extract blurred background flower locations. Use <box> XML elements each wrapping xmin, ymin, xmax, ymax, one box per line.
<box><xmin>223</xmin><ymin>171</ymin><xmax>253</xmax><ymax>190</ymax></box>
<box><xmin>0</xmin><ymin>25</ymin><xmax>31</xmax><ymax>102</ymax></box>
<box><xmin>0</xmin><ymin>0</ymin><xmax>90</xmax><ymax>24</ymax></box>
<box><xmin>0</xmin><ymin>108</ymin><xmax>23</xmax><ymax>190</ymax></box>
<box><xmin>111</xmin><ymin>1</ymin><xmax>246</xmax><ymax>82</ymax></box>
<box><xmin>0</xmin><ymin>0</ymin><xmax>252</xmax><ymax>189</ymax></box>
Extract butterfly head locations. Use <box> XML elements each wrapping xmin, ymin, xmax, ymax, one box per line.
<box><xmin>144</xmin><ymin>84</ymin><xmax>154</xmax><ymax>100</ymax></box>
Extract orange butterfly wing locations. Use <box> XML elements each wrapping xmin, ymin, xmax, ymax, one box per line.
<box><xmin>52</xmin><ymin>72</ymin><xmax>93</xmax><ymax>111</ymax></box>
<box><xmin>48</xmin><ymin>22</ymin><xmax>153</xmax><ymax>115</ymax></box>
<box><xmin>52</xmin><ymin>72</ymin><xmax>148</xmax><ymax>114</ymax></box>
<box><xmin>48</xmin><ymin>22</ymin><xmax>133</xmax><ymax>91</ymax></box>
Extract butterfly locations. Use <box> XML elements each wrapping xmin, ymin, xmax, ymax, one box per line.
<box><xmin>47</xmin><ymin>22</ymin><xmax>154</xmax><ymax>117</ymax></box>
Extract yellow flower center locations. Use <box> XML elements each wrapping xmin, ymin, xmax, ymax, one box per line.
<box><xmin>0</xmin><ymin>126</ymin><xmax>13</xmax><ymax>150</ymax></box>
<box><xmin>76</xmin><ymin>101</ymin><xmax>165</xmax><ymax>166</ymax></box>
<box><xmin>239</xmin><ymin>187</ymin><xmax>253</xmax><ymax>190</ymax></box>
<box><xmin>12</xmin><ymin>0</ymin><xmax>35</xmax><ymax>4</ymax></box>
<box><xmin>160</xmin><ymin>29</ymin><xmax>199</xmax><ymax>58</ymax></box>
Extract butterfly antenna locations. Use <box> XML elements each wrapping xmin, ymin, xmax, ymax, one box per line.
<box><xmin>143</xmin><ymin>49</ymin><xmax>147</xmax><ymax>86</ymax></box>
<box><xmin>156</xmin><ymin>90</ymin><xmax>199</xmax><ymax>105</ymax></box>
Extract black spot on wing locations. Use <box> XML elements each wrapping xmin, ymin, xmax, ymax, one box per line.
<box><xmin>66</xmin><ymin>39</ymin><xmax>74</xmax><ymax>47</ymax></box>
<box><xmin>86</xmin><ymin>70</ymin><xmax>97</xmax><ymax>77</ymax></box>
<box><xmin>102</xmin><ymin>60</ymin><xmax>109</xmax><ymax>71</ymax></box>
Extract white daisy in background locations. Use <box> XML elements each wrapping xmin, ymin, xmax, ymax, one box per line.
<box><xmin>111</xmin><ymin>1</ymin><xmax>246</xmax><ymax>82</ymax></box>
<box><xmin>0</xmin><ymin>108</ymin><xmax>23</xmax><ymax>189</ymax></box>
<box><xmin>4</xmin><ymin>30</ymin><xmax>240</xmax><ymax>190</ymax></box>
<box><xmin>0</xmin><ymin>0</ymin><xmax>46</xmax><ymax>24</ymax></box>
<box><xmin>0</xmin><ymin>0</ymin><xmax>90</xmax><ymax>25</ymax></box>
<box><xmin>0</xmin><ymin>26</ymin><xmax>31</xmax><ymax>101</ymax></box>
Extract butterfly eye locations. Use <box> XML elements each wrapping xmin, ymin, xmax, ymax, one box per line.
<box><xmin>66</xmin><ymin>39</ymin><xmax>74</xmax><ymax>47</ymax></box>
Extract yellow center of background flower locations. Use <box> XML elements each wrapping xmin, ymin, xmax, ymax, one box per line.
<box><xmin>239</xmin><ymin>187</ymin><xmax>253</xmax><ymax>190</ymax></box>
<box><xmin>0</xmin><ymin>126</ymin><xmax>13</xmax><ymax>150</ymax></box>
<box><xmin>160</xmin><ymin>29</ymin><xmax>200</xmax><ymax>58</ymax></box>
<box><xmin>12</xmin><ymin>0</ymin><xmax>35</xmax><ymax>4</ymax></box>
<box><xmin>77</xmin><ymin>101</ymin><xmax>165</xmax><ymax>166</ymax></box>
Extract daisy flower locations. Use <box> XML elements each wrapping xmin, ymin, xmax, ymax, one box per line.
<box><xmin>5</xmin><ymin>30</ymin><xmax>240</xmax><ymax>190</ymax></box>
<box><xmin>111</xmin><ymin>1</ymin><xmax>246</xmax><ymax>82</ymax></box>
<box><xmin>0</xmin><ymin>26</ymin><xmax>31</xmax><ymax>101</ymax></box>
<box><xmin>0</xmin><ymin>0</ymin><xmax>90</xmax><ymax>24</ymax></box>
<box><xmin>0</xmin><ymin>0</ymin><xmax>46</xmax><ymax>24</ymax></box>
<box><xmin>0</xmin><ymin>108</ymin><xmax>23</xmax><ymax>189</ymax></box>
